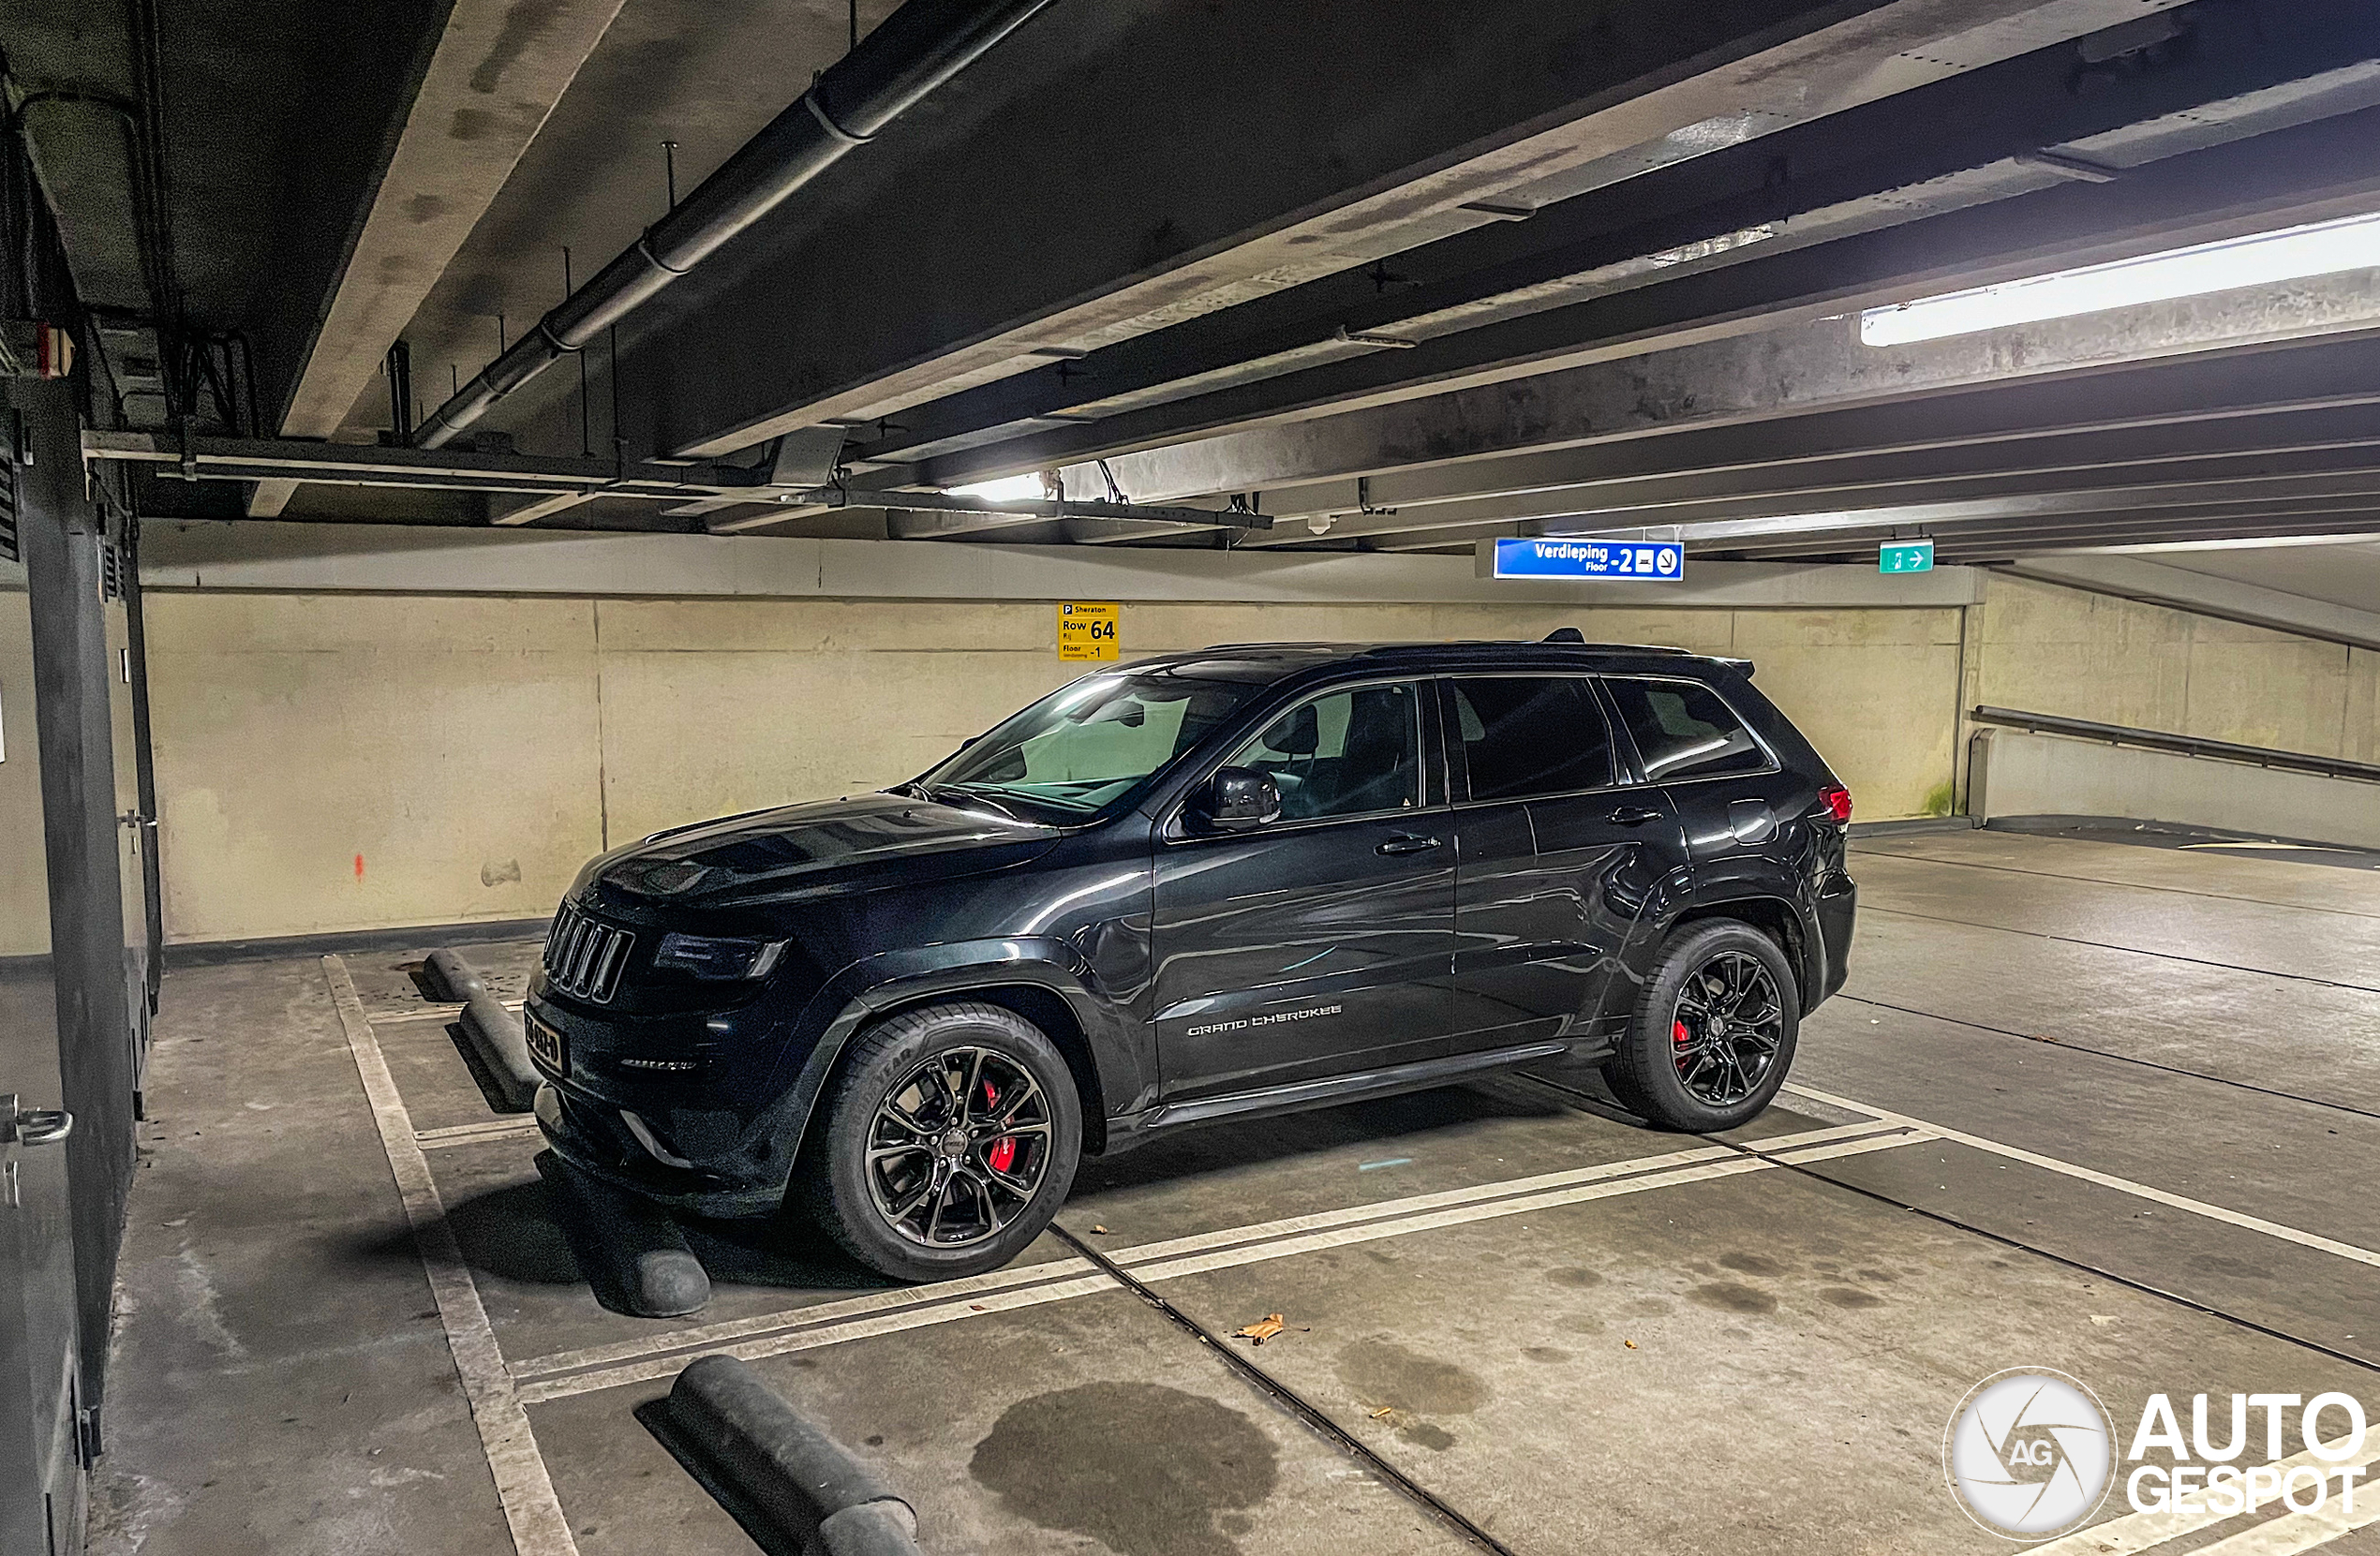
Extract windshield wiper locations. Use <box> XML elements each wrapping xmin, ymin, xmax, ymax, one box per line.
<box><xmin>916</xmin><ymin>782</ymin><xmax>1027</xmax><ymax>822</ymax></box>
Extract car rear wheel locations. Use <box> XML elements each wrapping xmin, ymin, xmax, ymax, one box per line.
<box><xmin>796</xmin><ymin>1000</ymin><xmax>1082</xmax><ymax>1282</ymax></box>
<box><xmin>1603</xmin><ymin>920</ymin><xmax>1799</xmax><ymax>1133</ymax></box>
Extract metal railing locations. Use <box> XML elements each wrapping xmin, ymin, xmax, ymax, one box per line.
<box><xmin>1971</xmin><ymin>705</ymin><xmax>2380</xmax><ymax>785</ymax></box>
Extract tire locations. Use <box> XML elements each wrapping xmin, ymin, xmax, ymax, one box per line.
<box><xmin>1603</xmin><ymin>920</ymin><xmax>1800</xmax><ymax>1133</ymax></box>
<box><xmin>796</xmin><ymin>1000</ymin><xmax>1082</xmax><ymax>1282</ymax></box>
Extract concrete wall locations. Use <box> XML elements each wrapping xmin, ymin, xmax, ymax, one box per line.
<box><xmin>1969</xmin><ymin>727</ymin><xmax>2380</xmax><ymax>849</ymax></box>
<box><xmin>145</xmin><ymin>595</ymin><xmax>604</xmax><ymax>942</ymax></box>
<box><xmin>1974</xmin><ymin>573</ymin><xmax>2379</xmax><ymax>762</ymax></box>
<box><xmin>142</xmin><ymin>591</ymin><xmax>1964</xmax><ymax>942</ymax></box>
<box><xmin>137</xmin><ymin>560</ymin><xmax>2373</xmax><ymax>945</ymax></box>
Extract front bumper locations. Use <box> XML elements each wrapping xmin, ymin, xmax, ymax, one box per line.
<box><xmin>532</xmin><ymin>1083</ymin><xmax>789</xmax><ymax>1217</ymax></box>
<box><xmin>522</xmin><ymin>979</ymin><xmax>818</xmax><ymax>1218</ymax></box>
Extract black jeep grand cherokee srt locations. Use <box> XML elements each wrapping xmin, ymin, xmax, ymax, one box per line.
<box><xmin>527</xmin><ymin>636</ymin><xmax>1857</xmax><ymax>1282</ymax></box>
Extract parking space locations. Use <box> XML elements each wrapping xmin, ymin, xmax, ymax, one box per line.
<box><xmin>90</xmin><ymin>830</ymin><xmax>2380</xmax><ymax>1556</ymax></box>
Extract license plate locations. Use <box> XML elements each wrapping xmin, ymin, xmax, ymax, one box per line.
<box><xmin>525</xmin><ymin>1011</ymin><xmax>568</xmax><ymax>1076</ymax></box>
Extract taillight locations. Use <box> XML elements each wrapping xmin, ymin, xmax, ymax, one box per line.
<box><xmin>1818</xmin><ymin>786</ymin><xmax>1852</xmax><ymax>824</ymax></box>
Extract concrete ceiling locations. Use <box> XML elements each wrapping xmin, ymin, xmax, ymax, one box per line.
<box><xmin>14</xmin><ymin>0</ymin><xmax>2380</xmax><ymax>601</ymax></box>
<box><xmin>2153</xmin><ymin>537</ymin><xmax>2380</xmax><ymax>614</ymax></box>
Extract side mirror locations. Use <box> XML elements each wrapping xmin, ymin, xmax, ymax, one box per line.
<box><xmin>1197</xmin><ymin>766</ymin><xmax>1281</xmax><ymax>833</ymax></box>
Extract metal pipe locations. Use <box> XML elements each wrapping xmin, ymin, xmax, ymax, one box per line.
<box><xmin>414</xmin><ymin>0</ymin><xmax>1053</xmax><ymax>450</ymax></box>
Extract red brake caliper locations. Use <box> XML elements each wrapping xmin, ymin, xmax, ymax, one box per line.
<box><xmin>1673</xmin><ymin>1019</ymin><xmax>1691</xmax><ymax>1046</ymax></box>
<box><xmin>982</xmin><ymin>1077</ymin><xmax>1017</xmax><ymax>1174</ymax></box>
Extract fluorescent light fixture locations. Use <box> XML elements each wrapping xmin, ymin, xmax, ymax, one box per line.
<box><xmin>1860</xmin><ymin>209</ymin><xmax>2380</xmax><ymax>347</ymax></box>
<box><xmin>945</xmin><ymin>472</ymin><xmax>1046</xmax><ymax>503</ymax></box>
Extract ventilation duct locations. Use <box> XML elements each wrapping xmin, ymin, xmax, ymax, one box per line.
<box><xmin>414</xmin><ymin>0</ymin><xmax>1054</xmax><ymax>451</ymax></box>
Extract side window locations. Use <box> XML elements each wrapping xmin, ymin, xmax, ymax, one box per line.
<box><xmin>1448</xmin><ymin>677</ymin><xmax>1614</xmax><ymax>802</ymax></box>
<box><xmin>1604</xmin><ymin>678</ymin><xmax>1771</xmax><ymax>781</ymax></box>
<box><xmin>1226</xmin><ymin>683</ymin><xmax>1422</xmax><ymax>821</ymax></box>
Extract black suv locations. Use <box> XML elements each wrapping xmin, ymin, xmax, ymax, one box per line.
<box><xmin>527</xmin><ymin>636</ymin><xmax>1856</xmax><ymax>1282</ymax></box>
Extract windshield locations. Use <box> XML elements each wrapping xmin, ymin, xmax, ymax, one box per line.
<box><xmin>914</xmin><ymin>669</ymin><xmax>1261</xmax><ymax>822</ymax></box>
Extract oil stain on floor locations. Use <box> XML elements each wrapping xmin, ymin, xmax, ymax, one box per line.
<box><xmin>1336</xmin><ymin>1335</ymin><xmax>1491</xmax><ymax>1452</ymax></box>
<box><xmin>970</xmin><ymin>1382</ymin><xmax>1278</xmax><ymax>1556</ymax></box>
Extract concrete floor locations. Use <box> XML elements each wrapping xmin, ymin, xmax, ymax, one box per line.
<box><xmin>87</xmin><ymin>829</ymin><xmax>2380</xmax><ymax>1555</ymax></box>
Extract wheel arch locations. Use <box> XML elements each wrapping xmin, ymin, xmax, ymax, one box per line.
<box><xmin>1667</xmin><ymin>895</ymin><xmax>1819</xmax><ymax>1009</ymax></box>
<box><xmin>776</xmin><ymin>947</ymin><xmax>1132</xmax><ymax>1185</ymax></box>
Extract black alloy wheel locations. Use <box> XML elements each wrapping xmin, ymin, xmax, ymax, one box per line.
<box><xmin>865</xmin><ymin>1045</ymin><xmax>1054</xmax><ymax>1248</ymax></box>
<box><xmin>1603</xmin><ymin>919</ymin><xmax>1801</xmax><ymax>1132</ymax></box>
<box><xmin>799</xmin><ymin>1000</ymin><xmax>1082</xmax><ymax>1282</ymax></box>
<box><xmin>1668</xmin><ymin>950</ymin><xmax>1785</xmax><ymax>1106</ymax></box>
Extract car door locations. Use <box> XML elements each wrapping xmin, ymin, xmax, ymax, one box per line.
<box><xmin>1151</xmin><ymin>679</ymin><xmax>1455</xmax><ymax>1103</ymax></box>
<box><xmin>1442</xmin><ymin>674</ymin><xmax>1685</xmax><ymax>1055</ymax></box>
<box><xmin>1600</xmin><ymin>672</ymin><xmax>1789</xmax><ymax>894</ymax></box>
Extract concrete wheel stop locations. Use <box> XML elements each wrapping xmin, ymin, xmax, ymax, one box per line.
<box><xmin>534</xmin><ymin>1149</ymin><xmax>712</xmax><ymax>1319</ymax></box>
<box><xmin>422</xmin><ymin>946</ymin><xmax>489</xmax><ymax>1002</ymax></box>
<box><xmin>424</xmin><ymin>947</ymin><xmax>539</xmax><ymax>1112</ymax></box>
<box><xmin>639</xmin><ymin>1355</ymin><xmax>922</xmax><ymax>1556</ymax></box>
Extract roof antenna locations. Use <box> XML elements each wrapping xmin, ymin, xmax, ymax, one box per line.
<box><xmin>1543</xmin><ymin>627</ymin><xmax>1585</xmax><ymax>644</ymax></box>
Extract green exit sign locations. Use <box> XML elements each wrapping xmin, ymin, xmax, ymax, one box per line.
<box><xmin>1881</xmin><ymin>539</ymin><xmax>1935</xmax><ymax>573</ymax></box>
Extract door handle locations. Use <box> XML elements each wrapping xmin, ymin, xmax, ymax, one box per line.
<box><xmin>0</xmin><ymin>1096</ymin><xmax>71</xmax><ymax>1147</ymax></box>
<box><xmin>1606</xmin><ymin>806</ymin><xmax>1664</xmax><ymax>826</ymax></box>
<box><xmin>17</xmin><ymin>1109</ymin><xmax>70</xmax><ymax>1147</ymax></box>
<box><xmin>1376</xmin><ymin>834</ymin><xmax>1442</xmax><ymax>856</ymax></box>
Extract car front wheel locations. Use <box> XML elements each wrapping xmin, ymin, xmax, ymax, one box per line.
<box><xmin>1603</xmin><ymin>920</ymin><xmax>1800</xmax><ymax>1133</ymax></box>
<box><xmin>796</xmin><ymin>1000</ymin><xmax>1082</xmax><ymax>1282</ymax></box>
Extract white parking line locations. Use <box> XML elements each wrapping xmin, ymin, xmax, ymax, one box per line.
<box><xmin>417</xmin><ymin>1118</ymin><xmax>543</xmax><ymax>1150</ymax></box>
<box><xmin>1120</xmin><ymin>1154</ymin><xmax>1775</xmax><ymax>1285</ymax></box>
<box><xmin>373</xmin><ymin>999</ymin><xmax>525</xmax><ymax>1027</ymax></box>
<box><xmin>1784</xmin><ymin>1082</ymin><xmax>2380</xmax><ymax>1270</ymax></box>
<box><xmin>2028</xmin><ymin>1432</ymin><xmax>2379</xmax><ymax>1555</ymax></box>
<box><xmin>515</xmin><ymin>1268</ymin><xmax>1123</xmax><ymax>1405</ymax></box>
<box><xmin>511</xmin><ymin>1126</ymin><xmax>1941</xmax><ymax>1403</ymax></box>
<box><xmin>510</xmin><ymin>1255</ymin><xmax>1108</xmax><ymax>1385</ymax></box>
<box><xmin>1762</xmin><ymin>1126</ymin><xmax>1940</xmax><ymax>1165</ymax></box>
<box><xmin>2197</xmin><ymin>1495</ymin><xmax>2380</xmax><ymax>1556</ymax></box>
<box><xmin>325</xmin><ymin>956</ymin><xmax>576</xmax><ymax>1556</ymax></box>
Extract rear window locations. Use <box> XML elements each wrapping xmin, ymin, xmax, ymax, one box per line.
<box><xmin>1604</xmin><ymin>678</ymin><xmax>1771</xmax><ymax>782</ymax></box>
<box><xmin>1448</xmin><ymin>677</ymin><xmax>1614</xmax><ymax>802</ymax></box>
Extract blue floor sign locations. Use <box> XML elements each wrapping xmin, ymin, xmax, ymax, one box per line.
<box><xmin>1492</xmin><ymin>538</ymin><xmax>1686</xmax><ymax>580</ymax></box>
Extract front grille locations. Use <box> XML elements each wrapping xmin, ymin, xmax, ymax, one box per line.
<box><xmin>543</xmin><ymin>902</ymin><xmax>634</xmax><ymax>1003</ymax></box>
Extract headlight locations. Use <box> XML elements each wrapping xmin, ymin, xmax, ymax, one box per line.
<box><xmin>652</xmin><ymin>932</ymin><xmax>788</xmax><ymax>981</ymax></box>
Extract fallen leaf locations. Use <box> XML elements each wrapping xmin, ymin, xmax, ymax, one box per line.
<box><xmin>1090</xmin><ymin>1224</ymin><xmax>1108</xmax><ymax>1235</ymax></box>
<box><xmin>1231</xmin><ymin>1313</ymin><xmax>1309</xmax><ymax>1345</ymax></box>
<box><xmin>969</xmin><ymin>1304</ymin><xmax>986</xmax><ymax>1311</ymax></box>
<box><xmin>1370</xmin><ymin>1406</ymin><xmax>1394</xmax><ymax>1419</ymax></box>
<box><xmin>1623</xmin><ymin>1340</ymin><xmax>1638</xmax><ymax>1350</ymax></box>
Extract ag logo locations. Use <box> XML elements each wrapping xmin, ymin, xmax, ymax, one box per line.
<box><xmin>1945</xmin><ymin>1370</ymin><xmax>2115</xmax><ymax>1539</ymax></box>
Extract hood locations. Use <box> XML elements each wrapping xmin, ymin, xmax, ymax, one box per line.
<box><xmin>576</xmin><ymin>791</ymin><xmax>1063</xmax><ymax>911</ymax></box>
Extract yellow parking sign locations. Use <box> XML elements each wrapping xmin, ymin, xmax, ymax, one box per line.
<box><xmin>1056</xmin><ymin>600</ymin><xmax>1120</xmax><ymax>660</ymax></box>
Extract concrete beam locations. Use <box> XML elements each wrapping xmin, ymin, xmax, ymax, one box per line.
<box><xmin>1078</xmin><ymin>263</ymin><xmax>2380</xmax><ymax>508</ymax></box>
<box><xmin>1030</xmin><ymin>111</ymin><xmax>2380</xmax><ymax>502</ymax></box>
<box><xmin>1241</xmin><ymin>339</ymin><xmax>2380</xmax><ymax>525</ymax></box>
<box><xmin>248</xmin><ymin>0</ymin><xmax>629</xmax><ymax>516</ymax></box>
<box><xmin>1240</xmin><ymin>405</ymin><xmax>2380</xmax><ymax>548</ymax></box>
<box><xmin>1310</xmin><ymin>443</ymin><xmax>2380</xmax><ymax>554</ymax></box>
<box><xmin>1693</xmin><ymin>503</ymin><xmax>2380</xmax><ymax>562</ymax></box>
<box><xmin>137</xmin><ymin>520</ymin><xmax>1982</xmax><ymax>608</ymax></box>
<box><xmin>612</xmin><ymin>0</ymin><xmax>2194</xmax><ymax>461</ymax></box>
<box><xmin>852</xmin><ymin>1</ymin><xmax>2380</xmax><ymax>473</ymax></box>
